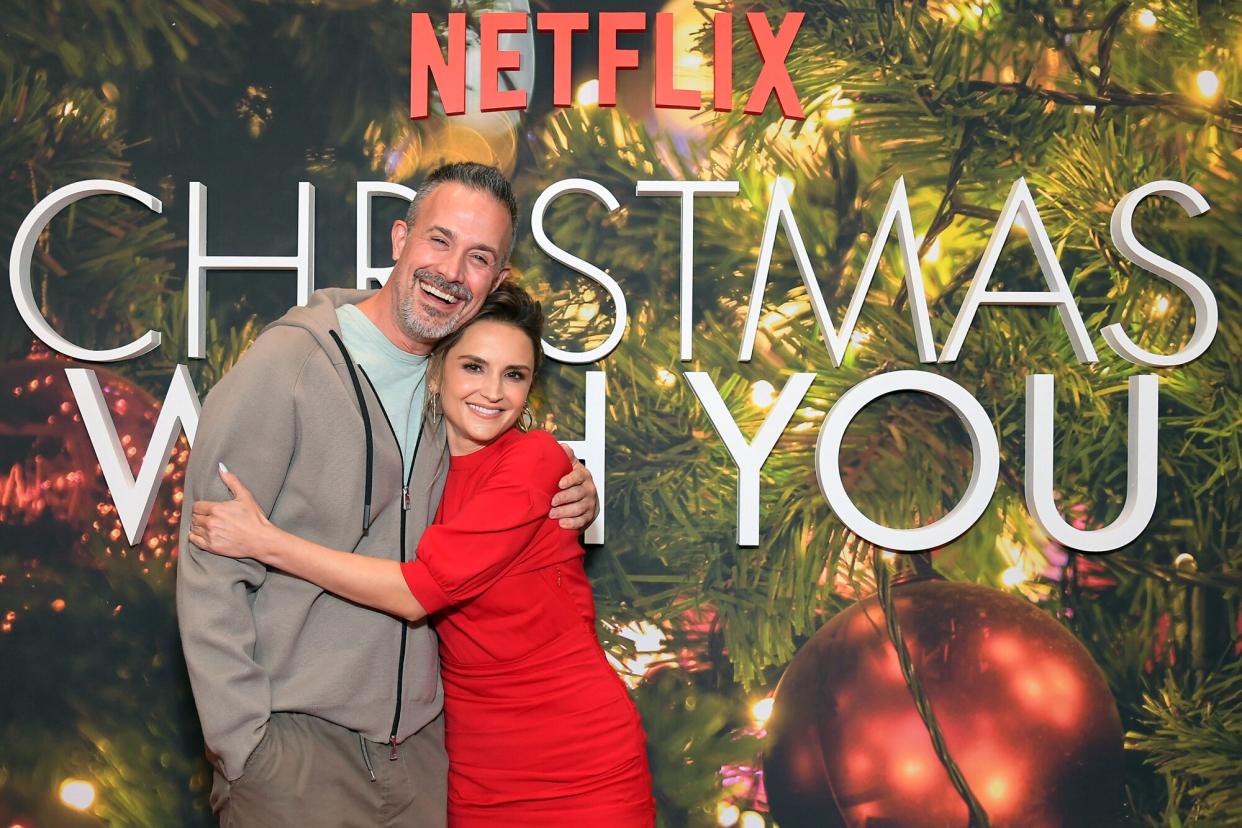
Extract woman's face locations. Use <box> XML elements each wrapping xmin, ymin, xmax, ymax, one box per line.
<box><xmin>436</xmin><ymin>320</ymin><xmax>535</xmax><ymax>455</ymax></box>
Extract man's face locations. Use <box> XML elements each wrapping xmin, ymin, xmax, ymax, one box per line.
<box><xmin>388</xmin><ymin>182</ymin><xmax>513</xmax><ymax>349</ymax></box>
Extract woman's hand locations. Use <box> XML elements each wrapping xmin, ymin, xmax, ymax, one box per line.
<box><xmin>188</xmin><ymin>463</ymin><xmax>281</xmax><ymax>563</ymax></box>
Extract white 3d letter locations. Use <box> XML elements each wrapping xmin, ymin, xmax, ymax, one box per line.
<box><xmin>533</xmin><ymin>179</ymin><xmax>627</xmax><ymax>364</ymax></box>
<box><xmin>686</xmin><ymin>371</ymin><xmax>815</xmax><ymax>546</ymax></box>
<box><xmin>189</xmin><ymin>182</ymin><xmax>315</xmax><ymax>358</ymax></box>
<box><xmin>1103</xmin><ymin>181</ymin><xmax>1216</xmax><ymax>366</ymax></box>
<box><xmin>939</xmin><ymin>177</ymin><xmax>1097</xmax><ymax>364</ymax></box>
<box><xmin>739</xmin><ymin>178</ymin><xmax>936</xmax><ymax>366</ymax></box>
<box><xmin>1025</xmin><ymin>373</ymin><xmax>1158</xmax><ymax>552</ymax></box>
<box><xmin>356</xmin><ymin>181</ymin><xmax>417</xmax><ymax>289</ymax></box>
<box><xmin>816</xmin><ymin>370</ymin><xmax>999</xmax><ymax>551</ymax></box>
<box><xmin>556</xmin><ymin>371</ymin><xmax>607</xmax><ymax>544</ymax></box>
<box><xmin>10</xmin><ymin>180</ymin><xmax>163</xmax><ymax>362</ymax></box>
<box><xmin>634</xmin><ymin>180</ymin><xmax>739</xmax><ymax>361</ymax></box>
<box><xmin>67</xmin><ymin>365</ymin><xmax>202</xmax><ymax>545</ymax></box>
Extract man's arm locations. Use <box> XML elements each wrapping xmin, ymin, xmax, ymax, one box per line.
<box><xmin>175</xmin><ymin>327</ymin><xmax>307</xmax><ymax>780</ymax></box>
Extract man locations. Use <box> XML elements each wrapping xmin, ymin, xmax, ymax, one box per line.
<box><xmin>176</xmin><ymin>162</ymin><xmax>597</xmax><ymax>827</ymax></box>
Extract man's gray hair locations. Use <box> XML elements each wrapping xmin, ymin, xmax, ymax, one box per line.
<box><xmin>404</xmin><ymin>162</ymin><xmax>518</xmax><ymax>264</ymax></box>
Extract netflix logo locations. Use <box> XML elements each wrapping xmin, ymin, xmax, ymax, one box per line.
<box><xmin>410</xmin><ymin>11</ymin><xmax>806</xmax><ymax>121</ymax></box>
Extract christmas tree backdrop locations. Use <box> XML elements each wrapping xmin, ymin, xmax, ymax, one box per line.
<box><xmin>1</xmin><ymin>1</ymin><xmax>1239</xmax><ymax>826</ymax></box>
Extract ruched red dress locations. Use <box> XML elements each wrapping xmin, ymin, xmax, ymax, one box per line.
<box><xmin>401</xmin><ymin>427</ymin><xmax>655</xmax><ymax>827</ymax></box>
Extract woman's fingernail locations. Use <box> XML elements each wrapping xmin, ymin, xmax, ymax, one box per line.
<box><xmin>219</xmin><ymin>461</ymin><xmax>229</xmax><ymax>475</ymax></box>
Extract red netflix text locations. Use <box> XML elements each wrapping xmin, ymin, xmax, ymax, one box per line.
<box><xmin>409</xmin><ymin>11</ymin><xmax>806</xmax><ymax>121</ymax></box>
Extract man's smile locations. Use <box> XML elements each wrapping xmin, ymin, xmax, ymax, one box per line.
<box><xmin>419</xmin><ymin>280</ymin><xmax>461</xmax><ymax>305</ymax></box>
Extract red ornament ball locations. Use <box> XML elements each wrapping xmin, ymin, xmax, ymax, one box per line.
<box><xmin>764</xmin><ymin>579</ymin><xmax>1124</xmax><ymax>828</ymax></box>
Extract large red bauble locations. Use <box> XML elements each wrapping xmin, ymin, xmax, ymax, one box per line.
<box><xmin>763</xmin><ymin>579</ymin><xmax>1124</xmax><ymax>828</ymax></box>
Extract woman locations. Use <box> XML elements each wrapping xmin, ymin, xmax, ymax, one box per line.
<box><xmin>188</xmin><ymin>283</ymin><xmax>655</xmax><ymax>827</ymax></box>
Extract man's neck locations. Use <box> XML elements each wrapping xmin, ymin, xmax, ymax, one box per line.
<box><xmin>355</xmin><ymin>293</ymin><xmax>435</xmax><ymax>356</ymax></box>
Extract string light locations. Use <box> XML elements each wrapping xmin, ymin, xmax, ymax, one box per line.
<box><xmin>750</xmin><ymin>380</ymin><xmax>777</xmax><ymax>409</ymax></box>
<box><xmin>739</xmin><ymin>811</ymin><xmax>766</xmax><ymax>828</ymax></box>
<box><xmin>576</xmin><ymin>80</ymin><xmax>600</xmax><ymax>107</ymax></box>
<box><xmin>716</xmin><ymin>801</ymin><xmax>741</xmax><ymax>827</ymax></box>
<box><xmin>1151</xmin><ymin>294</ymin><xmax>1171</xmax><ymax>317</ymax></box>
<box><xmin>821</xmin><ymin>97</ymin><xmax>855</xmax><ymax>125</ymax></box>
<box><xmin>607</xmin><ymin>620</ymin><xmax>668</xmax><ymax>687</ymax></box>
<box><xmin>1195</xmin><ymin>70</ymin><xmax>1220</xmax><ymax>100</ymax></box>
<box><xmin>656</xmin><ymin>368</ymin><xmax>678</xmax><ymax>388</ymax></box>
<box><xmin>1135</xmin><ymin>8</ymin><xmax>1158</xmax><ymax>30</ymax></box>
<box><xmin>58</xmin><ymin>778</ymin><xmax>96</xmax><ymax>811</ymax></box>
<box><xmin>1001</xmin><ymin>564</ymin><xmax>1027</xmax><ymax>588</ymax></box>
<box><xmin>751</xmin><ymin>696</ymin><xmax>775</xmax><ymax>727</ymax></box>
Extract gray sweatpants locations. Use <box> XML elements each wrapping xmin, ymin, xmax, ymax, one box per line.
<box><xmin>210</xmin><ymin>712</ymin><xmax>448</xmax><ymax>827</ymax></box>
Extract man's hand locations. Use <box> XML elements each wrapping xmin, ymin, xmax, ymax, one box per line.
<box><xmin>550</xmin><ymin>443</ymin><xmax>599</xmax><ymax>530</ymax></box>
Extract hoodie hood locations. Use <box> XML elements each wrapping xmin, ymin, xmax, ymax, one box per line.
<box><xmin>264</xmin><ymin>287</ymin><xmax>376</xmax><ymax>365</ymax></box>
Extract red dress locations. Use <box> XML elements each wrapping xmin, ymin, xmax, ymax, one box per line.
<box><xmin>401</xmin><ymin>428</ymin><xmax>655</xmax><ymax>827</ymax></box>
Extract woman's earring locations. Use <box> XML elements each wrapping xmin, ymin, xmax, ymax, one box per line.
<box><xmin>519</xmin><ymin>404</ymin><xmax>535</xmax><ymax>432</ymax></box>
<box><xmin>429</xmin><ymin>392</ymin><xmax>442</xmax><ymax>425</ymax></box>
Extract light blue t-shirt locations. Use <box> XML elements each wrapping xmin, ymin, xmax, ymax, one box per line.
<box><xmin>335</xmin><ymin>303</ymin><xmax>428</xmax><ymax>482</ymax></box>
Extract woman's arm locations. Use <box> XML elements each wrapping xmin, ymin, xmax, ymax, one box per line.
<box><xmin>192</xmin><ymin>432</ymin><xmax>570</xmax><ymax>620</ymax></box>
<box><xmin>188</xmin><ymin>466</ymin><xmax>428</xmax><ymax>622</ymax></box>
<box><xmin>267</xmin><ymin>532</ymin><xmax>427</xmax><ymax>622</ymax></box>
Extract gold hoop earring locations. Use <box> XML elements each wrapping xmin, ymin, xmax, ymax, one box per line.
<box><xmin>518</xmin><ymin>404</ymin><xmax>535</xmax><ymax>432</ymax></box>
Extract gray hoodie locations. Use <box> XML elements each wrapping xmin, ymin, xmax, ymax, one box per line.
<box><xmin>176</xmin><ymin>288</ymin><xmax>448</xmax><ymax>781</ymax></box>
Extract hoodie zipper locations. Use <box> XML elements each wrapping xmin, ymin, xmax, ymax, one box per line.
<box><xmin>357</xmin><ymin>366</ymin><xmax>424</xmax><ymax>760</ymax></box>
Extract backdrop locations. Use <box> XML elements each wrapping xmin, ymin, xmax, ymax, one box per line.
<box><xmin>2</xmin><ymin>1</ymin><xmax>1240</xmax><ymax>826</ymax></box>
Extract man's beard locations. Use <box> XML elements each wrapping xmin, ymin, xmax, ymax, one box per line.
<box><xmin>398</xmin><ymin>268</ymin><xmax>475</xmax><ymax>341</ymax></box>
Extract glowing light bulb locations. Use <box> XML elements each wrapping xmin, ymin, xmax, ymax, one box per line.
<box><xmin>576</xmin><ymin>80</ymin><xmax>600</xmax><ymax>107</ymax></box>
<box><xmin>1195</xmin><ymin>70</ymin><xmax>1220</xmax><ymax>100</ymax></box>
<box><xmin>575</xmin><ymin>302</ymin><xmax>599</xmax><ymax>321</ymax></box>
<box><xmin>1135</xmin><ymin>8</ymin><xmax>1157</xmax><ymax>30</ymax></box>
<box><xmin>923</xmin><ymin>236</ymin><xmax>942</xmax><ymax>263</ymax></box>
<box><xmin>750</xmin><ymin>380</ymin><xmax>777</xmax><ymax>409</ymax></box>
<box><xmin>1152</xmin><ymin>295</ymin><xmax>1171</xmax><ymax>316</ymax></box>
<box><xmin>739</xmin><ymin>811</ymin><xmax>766</xmax><ymax>828</ymax></box>
<box><xmin>1001</xmin><ymin>565</ymin><xmax>1026</xmax><ymax>587</ymax></box>
<box><xmin>717</xmin><ymin>801</ymin><xmax>741</xmax><ymax>827</ymax></box>
<box><xmin>656</xmin><ymin>368</ymin><xmax>678</xmax><ymax>388</ymax></box>
<box><xmin>822</xmin><ymin>98</ymin><xmax>855</xmax><ymax>125</ymax></box>
<box><xmin>607</xmin><ymin>620</ymin><xmax>668</xmax><ymax>686</ymax></box>
<box><xmin>751</xmin><ymin>696</ymin><xmax>775</xmax><ymax>727</ymax></box>
<box><xmin>58</xmin><ymin>779</ymin><xmax>96</xmax><ymax>811</ymax></box>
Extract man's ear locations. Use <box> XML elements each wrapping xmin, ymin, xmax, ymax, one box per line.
<box><xmin>493</xmin><ymin>264</ymin><xmax>512</xmax><ymax>290</ymax></box>
<box><xmin>391</xmin><ymin>219</ymin><xmax>410</xmax><ymax>262</ymax></box>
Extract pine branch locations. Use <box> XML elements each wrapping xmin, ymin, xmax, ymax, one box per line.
<box><xmin>1128</xmin><ymin>659</ymin><xmax>1242</xmax><ymax>825</ymax></box>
